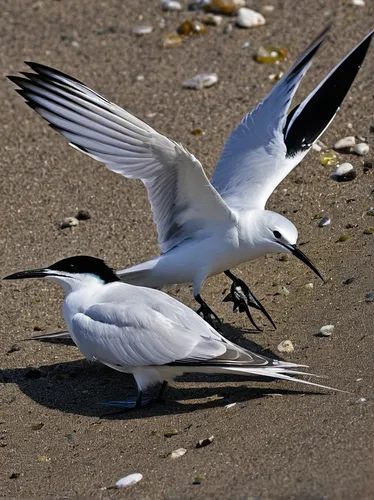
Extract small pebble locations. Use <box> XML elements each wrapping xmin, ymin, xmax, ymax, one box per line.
<box><xmin>134</xmin><ymin>26</ymin><xmax>153</xmax><ymax>36</ymax></box>
<box><xmin>203</xmin><ymin>13</ymin><xmax>222</xmax><ymax>25</ymax></box>
<box><xmin>352</xmin><ymin>0</ymin><xmax>365</xmax><ymax>5</ymax></box>
<box><xmin>331</xmin><ymin>163</ymin><xmax>357</xmax><ymax>182</ymax></box>
<box><xmin>268</xmin><ymin>71</ymin><xmax>283</xmax><ymax>82</ymax></box>
<box><xmin>161</xmin><ymin>0</ymin><xmax>182</xmax><ymax>10</ymax></box>
<box><xmin>191</xmin><ymin>128</ymin><xmax>204</xmax><ymax>135</ymax></box>
<box><xmin>354</xmin><ymin>143</ymin><xmax>369</xmax><ymax>156</ymax></box>
<box><xmin>38</xmin><ymin>456</ymin><xmax>51</xmax><ymax>463</ymax></box>
<box><xmin>365</xmin><ymin>293</ymin><xmax>374</xmax><ymax>302</ymax></box>
<box><xmin>304</xmin><ymin>283</ymin><xmax>314</xmax><ymax>290</ymax></box>
<box><xmin>262</xmin><ymin>5</ymin><xmax>275</xmax><ymax>12</ymax></box>
<box><xmin>363</xmin><ymin>228</ymin><xmax>374</xmax><ymax>234</ymax></box>
<box><xmin>164</xmin><ymin>429</ymin><xmax>179</xmax><ymax>437</ymax></box>
<box><xmin>196</xmin><ymin>436</ymin><xmax>214</xmax><ymax>448</ymax></box>
<box><xmin>60</xmin><ymin>216</ymin><xmax>79</xmax><ymax>229</ymax></box>
<box><xmin>333</xmin><ymin>136</ymin><xmax>355</xmax><ymax>151</ymax></box>
<box><xmin>344</xmin><ymin>277</ymin><xmax>355</xmax><ymax>285</ymax></box>
<box><xmin>275</xmin><ymin>285</ymin><xmax>290</xmax><ymax>296</ymax></box>
<box><xmin>169</xmin><ymin>448</ymin><xmax>187</xmax><ymax>459</ymax></box>
<box><xmin>76</xmin><ymin>210</ymin><xmax>91</xmax><ymax>220</ymax></box>
<box><xmin>115</xmin><ymin>473</ymin><xmax>143</xmax><ymax>488</ymax></box>
<box><xmin>363</xmin><ymin>161</ymin><xmax>373</xmax><ymax>172</ymax></box>
<box><xmin>318</xmin><ymin>216</ymin><xmax>331</xmax><ymax>227</ymax></box>
<box><xmin>319</xmin><ymin>324</ymin><xmax>334</xmax><ymax>337</ymax></box>
<box><xmin>193</xmin><ymin>476</ymin><xmax>205</xmax><ymax>485</ymax></box>
<box><xmin>338</xmin><ymin>233</ymin><xmax>349</xmax><ymax>242</ymax></box>
<box><xmin>312</xmin><ymin>143</ymin><xmax>322</xmax><ymax>152</ymax></box>
<box><xmin>183</xmin><ymin>73</ymin><xmax>218</xmax><ymax>89</ymax></box>
<box><xmin>203</xmin><ymin>0</ymin><xmax>245</xmax><ymax>14</ymax></box>
<box><xmin>277</xmin><ymin>340</ymin><xmax>294</xmax><ymax>353</ymax></box>
<box><xmin>354</xmin><ymin>397</ymin><xmax>368</xmax><ymax>404</ymax></box>
<box><xmin>236</xmin><ymin>8</ymin><xmax>265</xmax><ymax>28</ymax></box>
<box><xmin>366</xmin><ymin>208</ymin><xmax>374</xmax><ymax>216</ymax></box>
<box><xmin>178</xmin><ymin>19</ymin><xmax>206</xmax><ymax>35</ymax></box>
<box><xmin>31</xmin><ymin>422</ymin><xmax>44</xmax><ymax>431</ymax></box>
<box><xmin>225</xmin><ymin>402</ymin><xmax>237</xmax><ymax>409</ymax></box>
<box><xmin>162</xmin><ymin>33</ymin><xmax>183</xmax><ymax>48</ymax></box>
<box><xmin>255</xmin><ymin>45</ymin><xmax>287</xmax><ymax>64</ymax></box>
<box><xmin>279</xmin><ymin>254</ymin><xmax>289</xmax><ymax>262</ymax></box>
<box><xmin>9</xmin><ymin>473</ymin><xmax>20</xmax><ymax>479</ymax></box>
<box><xmin>320</xmin><ymin>150</ymin><xmax>338</xmax><ymax>166</ymax></box>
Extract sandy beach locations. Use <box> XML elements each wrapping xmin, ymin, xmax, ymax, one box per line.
<box><xmin>1</xmin><ymin>0</ymin><xmax>374</xmax><ymax>498</ymax></box>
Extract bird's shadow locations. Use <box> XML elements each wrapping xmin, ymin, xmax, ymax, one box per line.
<box><xmin>1</xmin><ymin>358</ymin><xmax>324</xmax><ymax>421</ymax></box>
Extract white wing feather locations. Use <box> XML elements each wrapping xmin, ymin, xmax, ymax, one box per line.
<box><xmin>13</xmin><ymin>64</ymin><xmax>232</xmax><ymax>253</ymax></box>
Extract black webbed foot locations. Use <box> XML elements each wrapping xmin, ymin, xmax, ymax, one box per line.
<box><xmin>223</xmin><ymin>272</ymin><xmax>276</xmax><ymax>330</ymax></box>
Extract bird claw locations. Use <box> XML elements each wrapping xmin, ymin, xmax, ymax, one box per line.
<box><xmin>224</xmin><ymin>279</ymin><xmax>276</xmax><ymax>330</ymax></box>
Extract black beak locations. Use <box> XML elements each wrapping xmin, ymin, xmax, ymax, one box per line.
<box><xmin>3</xmin><ymin>268</ymin><xmax>49</xmax><ymax>280</ymax></box>
<box><xmin>288</xmin><ymin>244</ymin><xmax>324</xmax><ymax>281</ymax></box>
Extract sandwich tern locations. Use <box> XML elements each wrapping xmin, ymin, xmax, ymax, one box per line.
<box><xmin>8</xmin><ymin>27</ymin><xmax>373</xmax><ymax>330</ymax></box>
<box><xmin>4</xmin><ymin>256</ymin><xmax>341</xmax><ymax>408</ymax></box>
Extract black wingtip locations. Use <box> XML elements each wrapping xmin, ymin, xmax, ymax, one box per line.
<box><xmin>285</xmin><ymin>29</ymin><xmax>374</xmax><ymax>157</ymax></box>
<box><xmin>24</xmin><ymin>61</ymin><xmax>86</xmax><ymax>86</ymax></box>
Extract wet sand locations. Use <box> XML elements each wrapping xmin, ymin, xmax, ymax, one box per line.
<box><xmin>0</xmin><ymin>0</ymin><xmax>374</xmax><ymax>498</ymax></box>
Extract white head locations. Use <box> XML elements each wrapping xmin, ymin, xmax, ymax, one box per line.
<box><xmin>3</xmin><ymin>256</ymin><xmax>120</xmax><ymax>294</ymax></box>
<box><xmin>255</xmin><ymin>210</ymin><xmax>323</xmax><ymax>280</ymax></box>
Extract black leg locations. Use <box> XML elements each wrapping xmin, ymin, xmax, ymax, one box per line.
<box><xmin>223</xmin><ymin>270</ymin><xmax>276</xmax><ymax>330</ymax></box>
<box><xmin>157</xmin><ymin>380</ymin><xmax>168</xmax><ymax>401</ymax></box>
<box><xmin>195</xmin><ymin>294</ymin><xmax>222</xmax><ymax>329</ymax></box>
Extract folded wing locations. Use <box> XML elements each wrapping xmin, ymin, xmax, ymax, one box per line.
<box><xmin>8</xmin><ymin>64</ymin><xmax>232</xmax><ymax>253</ymax></box>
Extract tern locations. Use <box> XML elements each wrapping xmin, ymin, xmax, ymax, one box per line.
<box><xmin>4</xmin><ymin>256</ymin><xmax>341</xmax><ymax>408</ymax></box>
<box><xmin>8</xmin><ymin>27</ymin><xmax>373</xmax><ymax>330</ymax></box>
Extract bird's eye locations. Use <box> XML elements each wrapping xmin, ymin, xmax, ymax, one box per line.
<box><xmin>273</xmin><ymin>230</ymin><xmax>282</xmax><ymax>239</ymax></box>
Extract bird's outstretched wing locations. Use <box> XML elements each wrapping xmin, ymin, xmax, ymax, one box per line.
<box><xmin>211</xmin><ymin>28</ymin><xmax>373</xmax><ymax>210</ymax></box>
<box><xmin>8</xmin><ymin>64</ymin><xmax>233</xmax><ymax>254</ymax></box>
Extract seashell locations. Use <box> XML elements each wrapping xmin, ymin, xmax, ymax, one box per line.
<box><xmin>331</xmin><ymin>163</ymin><xmax>357</xmax><ymax>182</ymax></box>
<box><xmin>134</xmin><ymin>26</ymin><xmax>153</xmax><ymax>36</ymax></box>
<box><xmin>161</xmin><ymin>0</ymin><xmax>182</xmax><ymax>11</ymax></box>
<box><xmin>319</xmin><ymin>324</ymin><xmax>334</xmax><ymax>337</ymax></box>
<box><xmin>183</xmin><ymin>73</ymin><xmax>218</xmax><ymax>89</ymax></box>
<box><xmin>354</xmin><ymin>143</ymin><xmax>369</xmax><ymax>156</ymax></box>
<box><xmin>318</xmin><ymin>216</ymin><xmax>331</xmax><ymax>227</ymax></box>
<box><xmin>196</xmin><ymin>436</ymin><xmax>214</xmax><ymax>448</ymax></box>
<box><xmin>333</xmin><ymin>136</ymin><xmax>355</xmax><ymax>151</ymax></box>
<box><xmin>169</xmin><ymin>448</ymin><xmax>187</xmax><ymax>459</ymax></box>
<box><xmin>236</xmin><ymin>8</ymin><xmax>265</xmax><ymax>28</ymax></box>
<box><xmin>203</xmin><ymin>0</ymin><xmax>245</xmax><ymax>15</ymax></box>
<box><xmin>115</xmin><ymin>473</ymin><xmax>143</xmax><ymax>488</ymax></box>
<box><xmin>60</xmin><ymin>216</ymin><xmax>79</xmax><ymax>229</ymax></box>
<box><xmin>277</xmin><ymin>340</ymin><xmax>294</xmax><ymax>353</ymax></box>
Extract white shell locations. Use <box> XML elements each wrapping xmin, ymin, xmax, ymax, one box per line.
<box><xmin>318</xmin><ymin>216</ymin><xmax>331</xmax><ymax>227</ymax></box>
<box><xmin>334</xmin><ymin>136</ymin><xmax>355</xmax><ymax>150</ymax></box>
<box><xmin>319</xmin><ymin>324</ymin><xmax>334</xmax><ymax>337</ymax></box>
<box><xmin>170</xmin><ymin>448</ymin><xmax>187</xmax><ymax>459</ymax></box>
<box><xmin>312</xmin><ymin>143</ymin><xmax>322</xmax><ymax>152</ymax></box>
<box><xmin>60</xmin><ymin>216</ymin><xmax>79</xmax><ymax>228</ymax></box>
<box><xmin>352</xmin><ymin>0</ymin><xmax>365</xmax><ymax>5</ymax></box>
<box><xmin>236</xmin><ymin>8</ymin><xmax>266</xmax><ymax>28</ymax></box>
<box><xmin>304</xmin><ymin>282</ymin><xmax>314</xmax><ymax>289</ymax></box>
<box><xmin>331</xmin><ymin>163</ymin><xmax>356</xmax><ymax>182</ymax></box>
<box><xmin>277</xmin><ymin>340</ymin><xmax>294</xmax><ymax>353</ymax></box>
<box><xmin>134</xmin><ymin>26</ymin><xmax>153</xmax><ymax>36</ymax></box>
<box><xmin>161</xmin><ymin>0</ymin><xmax>182</xmax><ymax>10</ymax></box>
<box><xmin>354</xmin><ymin>143</ymin><xmax>369</xmax><ymax>156</ymax></box>
<box><xmin>225</xmin><ymin>402</ymin><xmax>237</xmax><ymax>409</ymax></box>
<box><xmin>183</xmin><ymin>73</ymin><xmax>218</xmax><ymax>90</ymax></box>
<box><xmin>115</xmin><ymin>473</ymin><xmax>143</xmax><ymax>488</ymax></box>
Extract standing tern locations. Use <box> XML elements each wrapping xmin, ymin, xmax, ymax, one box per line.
<box><xmin>8</xmin><ymin>27</ymin><xmax>373</xmax><ymax>330</ymax></box>
<box><xmin>4</xmin><ymin>256</ymin><xmax>341</xmax><ymax>408</ymax></box>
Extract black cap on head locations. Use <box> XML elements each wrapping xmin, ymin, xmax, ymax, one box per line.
<box><xmin>48</xmin><ymin>256</ymin><xmax>120</xmax><ymax>283</ymax></box>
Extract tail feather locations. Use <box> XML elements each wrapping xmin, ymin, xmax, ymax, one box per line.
<box><xmin>222</xmin><ymin>366</ymin><xmax>346</xmax><ymax>392</ymax></box>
